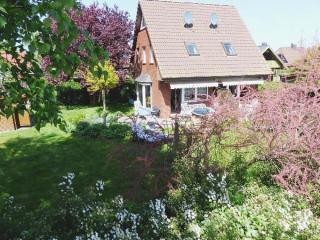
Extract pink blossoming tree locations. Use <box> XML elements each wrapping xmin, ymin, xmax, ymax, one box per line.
<box><xmin>248</xmin><ymin>83</ymin><xmax>320</xmax><ymax>196</ymax></box>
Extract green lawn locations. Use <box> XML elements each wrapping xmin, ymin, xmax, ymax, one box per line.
<box><xmin>0</xmin><ymin>105</ymin><xmax>169</xmax><ymax>210</ymax></box>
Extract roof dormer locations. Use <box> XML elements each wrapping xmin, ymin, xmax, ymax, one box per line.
<box><xmin>210</xmin><ymin>13</ymin><xmax>218</xmax><ymax>29</ymax></box>
<box><xmin>184</xmin><ymin>11</ymin><xmax>193</xmax><ymax>28</ymax></box>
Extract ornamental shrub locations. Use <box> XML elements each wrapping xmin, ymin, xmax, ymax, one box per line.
<box><xmin>56</xmin><ymin>81</ymin><xmax>91</xmax><ymax>106</ymax></box>
<box><xmin>72</xmin><ymin>121</ymin><xmax>131</xmax><ymax>140</ymax></box>
<box><xmin>202</xmin><ymin>184</ymin><xmax>320</xmax><ymax>240</ymax></box>
<box><xmin>66</xmin><ymin>112</ymin><xmax>86</xmax><ymax>125</ymax></box>
<box><xmin>246</xmin><ymin>83</ymin><xmax>320</xmax><ymax>196</ymax></box>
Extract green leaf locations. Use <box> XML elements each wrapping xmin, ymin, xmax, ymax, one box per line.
<box><xmin>0</xmin><ymin>6</ymin><xmax>7</xmax><ymax>14</ymax></box>
<box><xmin>64</xmin><ymin>0</ymin><xmax>74</xmax><ymax>9</ymax></box>
<box><xmin>0</xmin><ymin>15</ymin><xmax>6</xmax><ymax>28</ymax></box>
<box><xmin>39</xmin><ymin>43</ymin><xmax>51</xmax><ymax>54</ymax></box>
<box><xmin>43</xmin><ymin>18</ymin><xmax>52</xmax><ymax>28</ymax></box>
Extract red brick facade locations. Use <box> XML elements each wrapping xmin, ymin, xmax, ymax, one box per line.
<box><xmin>134</xmin><ymin>29</ymin><xmax>171</xmax><ymax>118</ymax></box>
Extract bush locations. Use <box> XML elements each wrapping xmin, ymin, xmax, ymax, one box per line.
<box><xmin>2</xmin><ymin>174</ymin><xmax>320</xmax><ymax>240</ymax></box>
<box><xmin>73</xmin><ymin>121</ymin><xmax>131</xmax><ymax>140</ymax></box>
<box><xmin>66</xmin><ymin>112</ymin><xmax>86</xmax><ymax>125</ymax></box>
<box><xmin>247</xmin><ymin>83</ymin><xmax>320</xmax><ymax>196</ymax></box>
<box><xmin>56</xmin><ymin>81</ymin><xmax>92</xmax><ymax>106</ymax></box>
<box><xmin>202</xmin><ymin>184</ymin><xmax>320</xmax><ymax>240</ymax></box>
<box><xmin>258</xmin><ymin>81</ymin><xmax>283</xmax><ymax>91</ymax></box>
<box><xmin>108</xmin><ymin>77</ymin><xmax>136</xmax><ymax>103</ymax></box>
<box><xmin>0</xmin><ymin>174</ymin><xmax>141</xmax><ymax>240</ymax></box>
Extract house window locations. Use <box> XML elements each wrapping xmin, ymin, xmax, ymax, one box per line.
<box><xmin>210</xmin><ymin>13</ymin><xmax>218</xmax><ymax>29</ymax></box>
<box><xmin>183</xmin><ymin>88</ymin><xmax>196</xmax><ymax>102</ymax></box>
<box><xmin>150</xmin><ymin>47</ymin><xmax>155</xmax><ymax>64</ymax></box>
<box><xmin>138</xmin><ymin>84</ymin><xmax>143</xmax><ymax>105</ymax></box>
<box><xmin>278</xmin><ymin>54</ymin><xmax>288</xmax><ymax>63</ymax></box>
<box><xmin>185</xmin><ymin>42</ymin><xmax>199</xmax><ymax>56</ymax></box>
<box><xmin>137</xmin><ymin>84</ymin><xmax>152</xmax><ymax>108</ymax></box>
<box><xmin>182</xmin><ymin>87</ymin><xmax>209</xmax><ymax>102</ymax></box>
<box><xmin>223</xmin><ymin>43</ymin><xmax>237</xmax><ymax>56</ymax></box>
<box><xmin>184</xmin><ymin>11</ymin><xmax>193</xmax><ymax>28</ymax></box>
<box><xmin>145</xmin><ymin>85</ymin><xmax>151</xmax><ymax>108</ymax></box>
<box><xmin>197</xmin><ymin>87</ymin><xmax>208</xmax><ymax>100</ymax></box>
<box><xmin>142</xmin><ymin>47</ymin><xmax>147</xmax><ymax>64</ymax></box>
<box><xmin>135</xmin><ymin>48</ymin><xmax>140</xmax><ymax>63</ymax></box>
<box><xmin>141</xmin><ymin>16</ymin><xmax>146</xmax><ymax>30</ymax></box>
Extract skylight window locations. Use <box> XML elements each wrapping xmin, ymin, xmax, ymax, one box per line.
<box><xmin>223</xmin><ymin>43</ymin><xmax>237</xmax><ymax>56</ymax></box>
<box><xmin>185</xmin><ymin>42</ymin><xmax>199</xmax><ymax>56</ymax></box>
<box><xmin>184</xmin><ymin>11</ymin><xmax>193</xmax><ymax>28</ymax></box>
<box><xmin>278</xmin><ymin>54</ymin><xmax>288</xmax><ymax>63</ymax></box>
<box><xmin>210</xmin><ymin>13</ymin><xmax>218</xmax><ymax>29</ymax></box>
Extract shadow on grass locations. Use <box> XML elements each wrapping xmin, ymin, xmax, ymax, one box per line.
<box><xmin>0</xmin><ymin>133</ymin><xmax>170</xmax><ymax>210</ymax></box>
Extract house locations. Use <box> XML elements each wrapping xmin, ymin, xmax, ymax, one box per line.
<box><xmin>0</xmin><ymin>52</ymin><xmax>32</xmax><ymax>132</ymax></box>
<box><xmin>132</xmin><ymin>0</ymin><xmax>272</xmax><ymax>118</ymax></box>
<box><xmin>276</xmin><ymin>44</ymin><xmax>306</xmax><ymax>68</ymax></box>
<box><xmin>275</xmin><ymin>44</ymin><xmax>306</xmax><ymax>82</ymax></box>
<box><xmin>258</xmin><ymin>43</ymin><xmax>286</xmax><ymax>81</ymax></box>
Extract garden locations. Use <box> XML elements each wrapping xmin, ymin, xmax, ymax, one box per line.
<box><xmin>1</xmin><ymin>0</ymin><xmax>320</xmax><ymax>239</ymax></box>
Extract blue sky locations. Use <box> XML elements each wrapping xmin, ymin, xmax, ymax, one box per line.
<box><xmin>80</xmin><ymin>0</ymin><xmax>320</xmax><ymax>50</ymax></box>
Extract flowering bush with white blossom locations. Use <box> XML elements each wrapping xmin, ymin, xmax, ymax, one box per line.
<box><xmin>202</xmin><ymin>184</ymin><xmax>320</xmax><ymax>240</ymax></box>
<box><xmin>168</xmin><ymin>172</ymin><xmax>231</xmax><ymax>220</ymax></box>
<box><xmin>2</xmin><ymin>172</ymin><xmax>320</xmax><ymax>239</ymax></box>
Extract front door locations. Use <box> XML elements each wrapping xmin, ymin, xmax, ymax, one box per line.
<box><xmin>171</xmin><ymin>89</ymin><xmax>181</xmax><ymax>113</ymax></box>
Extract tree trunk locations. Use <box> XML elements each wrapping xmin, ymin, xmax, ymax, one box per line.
<box><xmin>102</xmin><ymin>89</ymin><xmax>107</xmax><ymax>125</ymax></box>
<box><xmin>102</xmin><ymin>89</ymin><xmax>107</xmax><ymax>112</ymax></box>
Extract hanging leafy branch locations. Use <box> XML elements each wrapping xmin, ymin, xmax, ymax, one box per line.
<box><xmin>0</xmin><ymin>0</ymin><xmax>108</xmax><ymax>130</ymax></box>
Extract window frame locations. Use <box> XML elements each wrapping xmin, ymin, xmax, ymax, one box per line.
<box><xmin>222</xmin><ymin>42</ymin><xmax>237</xmax><ymax>56</ymax></box>
<box><xmin>278</xmin><ymin>54</ymin><xmax>288</xmax><ymax>63</ymax></box>
<box><xmin>197</xmin><ymin>87</ymin><xmax>209</xmax><ymax>101</ymax></box>
<box><xmin>142</xmin><ymin>47</ymin><xmax>147</xmax><ymax>64</ymax></box>
<box><xmin>210</xmin><ymin>13</ymin><xmax>218</xmax><ymax>29</ymax></box>
<box><xmin>185</xmin><ymin>42</ymin><xmax>200</xmax><ymax>56</ymax></box>
<box><xmin>150</xmin><ymin>47</ymin><xmax>155</xmax><ymax>64</ymax></box>
<box><xmin>184</xmin><ymin>11</ymin><xmax>193</xmax><ymax>28</ymax></box>
<box><xmin>136</xmin><ymin>83</ymin><xmax>152</xmax><ymax>108</ymax></box>
<box><xmin>182</xmin><ymin>87</ymin><xmax>209</xmax><ymax>103</ymax></box>
<box><xmin>140</xmin><ymin>16</ymin><xmax>146</xmax><ymax>30</ymax></box>
<box><xmin>135</xmin><ymin>48</ymin><xmax>140</xmax><ymax>64</ymax></box>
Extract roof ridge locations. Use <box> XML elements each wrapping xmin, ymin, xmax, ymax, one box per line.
<box><xmin>139</xmin><ymin>0</ymin><xmax>234</xmax><ymax>7</ymax></box>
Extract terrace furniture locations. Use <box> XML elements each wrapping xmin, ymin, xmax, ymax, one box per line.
<box><xmin>180</xmin><ymin>103</ymin><xmax>207</xmax><ymax>116</ymax></box>
<box><xmin>131</xmin><ymin>122</ymin><xmax>168</xmax><ymax>143</ymax></box>
<box><xmin>134</xmin><ymin>100</ymin><xmax>152</xmax><ymax>117</ymax></box>
<box><xmin>192</xmin><ymin>107</ymin><xmax>213</xmax><ymax>117</ymax></box>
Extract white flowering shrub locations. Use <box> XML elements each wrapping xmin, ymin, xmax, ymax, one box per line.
<box><xmin>2</xmin><ymin>173</ymin><xmax>320</xmax><ymax>240</ymax></box>
<box><xmin>168</xmin><ymin>172</ymin><xmax>231</xmax><ymax>221</ymax></box>
<box><xmin>56</xmin><ymin>174</ymin><xmax>142</xmax><ymax>240</ymax></box>
<box><xmin>202</xmin><ymin>184</ymin><xmax>320</xmax><ymax>240</ymax></box>
<box><xmin>59</xmin><ymin>172</ymin><xmax>76</xmax><ymax>194</ymax></box>
<box><xmin>146</xmin><ymin>199</ymin><xmax>170</xmax><ymax>238</ymax></box>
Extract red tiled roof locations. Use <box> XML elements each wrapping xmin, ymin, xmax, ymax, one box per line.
<box><xmin>138</xmin><ymin>0</ymin><xmax>272</xmax><ymax>79</ymax></box>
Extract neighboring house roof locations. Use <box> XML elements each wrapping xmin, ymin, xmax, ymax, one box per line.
<box><xmin>258</xmin><ymin>44</ymin><xmax>286</xmax><ymax>69</ymax></box>
<box><xmin>276</xmin><ymin>46</ymin><xmax>306</xmax><ymax>67</ymax></box>
<box><xmin>136</xmin><ymin>0</ymin><xmax>271</xmax><ymax>80</ymax></box>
